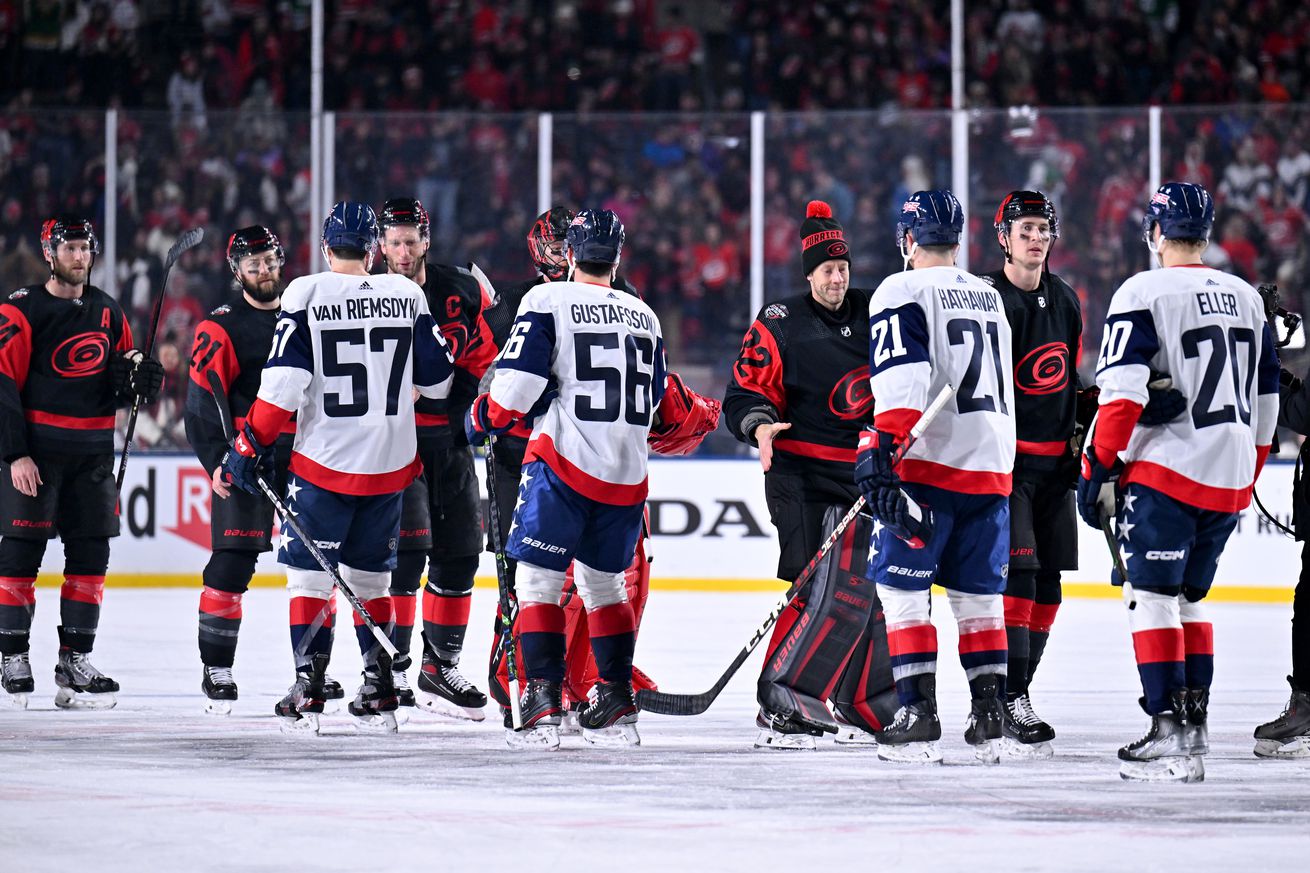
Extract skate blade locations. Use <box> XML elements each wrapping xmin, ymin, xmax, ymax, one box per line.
<box><xmin>559</xmin><ymin>711</ymin><xmax>582</xmax><ymax>735</ymax></box>
<box><xmin>415</xmin><ymin>690</ymin><xmax>486</xmax><ymax>722</ymax></box>
<box><xmin>278</xmin><ymin>713</ymin><xmax>320</xmax><ymax>735</ymax></box>
<box><xmin>321</xmin><ymin>700</ymin><xmax>341</xmax><ymax>715</ymax></box>
<box><xmin>753</xmin><ymin>729</ymin><xmax>817</xmax><ymax>750</ymax></box>
<box><xmin>582</xmin><ymin>723</ymin><xmax>641</xmax><ymax>748</ymax></box>
<box><xmin>53</xmin><ymin>687</ymin><xmax>117</xmax><ymax>710</ymax></box>
<box><xmin>970</xmin><ymin>739</ymin><xmax>1002</xmax><ymax>765</ymax></box>
<box><xmin>351</xmin><ymin>711</ymin><xmax>399</xmax><ymax>734</ymax></box>
<box><xmin>999</xmin><ymin>737</ymin><xmax>1054</xmax><ymax>760</ymax></box>
<box><xmin>204</xmin><ymin>698</ymin><xmax>233</xmax><ymax>716</ymax></box>
<box><xmin>1254</xmin><ymin>736</ymin><xmax>1310</xmax><ymax>758</ymax></box>
<box><xmin>877</xmin><ymin>740</ymin><xmax>943</xmax><ymax>764</ymax></box>
<box><xmin>4</xmin><ymin>691</ymin><xmax>29</xmax><ymax>710</ymax></box>
<box><xmin>1119</xmin><ymin>754</ymin><xmax>1205</xmax><ymax>783</ymax></box>
<box><xmin>505</xmin><ymin>725</ymin><xmax>560</xmax><ymax>750</ymax></box>
<box><xmin>834</xmin><ymin>727</ymin><xmax>878</xmax><ymax>746</ymax></box>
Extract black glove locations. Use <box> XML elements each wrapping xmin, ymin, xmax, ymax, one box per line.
<box><xmin>1138</xmin><ymin>376</ymin><xmax>1187</xmax><ymax>426</ymax></box>
<box><xmin>130</xmin><ymin>356</ymin><xmax>165</xmax><ymax>404</ymax></box>
<box><xmin>109</xmin><ymin>350</ymin><xmax>139</xmax><ymax>395</ymax></box>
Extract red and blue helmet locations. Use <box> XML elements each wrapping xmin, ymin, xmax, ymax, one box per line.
<box><xmin>897</xmin><ymin>190</ymin><xmax>963</xmax><ymax>249</ymax></box>
<box><xmin>566</xmin><ymin>208</ymin><xmax>625</xmax><ymax>265</ymax></box>
<box><xmin>1143</xmin><ymin>182</ymin><xmax>1214</xmax><ymax>243</ymax></box>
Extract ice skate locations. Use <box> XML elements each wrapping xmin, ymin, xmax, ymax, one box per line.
<box><xmin>321</xmin><ymin>674</ymin><xmax>344</xmax><ymax>714</ymax></box>
<box><xmin>202</xmin><ymin>665</ymin><xmax>238</xmax><ymax>716</ymax></box>
<box><xmin>833</xmin><ymin>711</ymin><xmax>878</xmax><ymax>746</ymax></box>
<box><xmin>1118</xmin><ymin>694</ymin><xmax>1203</xmax><ymax>782</ymax></box>
<box><xmin>964</xmin><ymin>676</ymin><xmax>1005</xmax><ymax>765</ymax></box>
<box><xmin>1254</xmin><ymin>678</ymin><xmax>1310</xmax><ymax>759</ymax></box>
<box><xmin>875</xmin><ymin>676</ymin><xmax>942</xmax><ymax>764</ymax></box>
<box><xmin>53</xmin><ymin>648</ymin><xmax>118</xmax><ymax>710</ymax></box>
<box><xmin>753</xmin><ymin>709</ymin><xmax>819</xmax><ymax>750</ymax></box>
<box><xmin>416</xmin><ymin>651</ymin><xmax>487</xmax><ymax>721</ymax></box>
<box><xmin>1000</xmin><ymin>693</ymin><xmax>1054</xmax><ymax>760</ymax></box>
<box><xmin>560</xmin><ymin>702</ymin><xmax>582</xmax><ymax>735</ymax></box>
<box><xmin>2</xmin><ymin>652</ymin><xmax>33</xmax><ymax>710</ymax></box>
<box><xmin>348</xmin><ymin>667</ymin><xmax>400</xmax><ymax>734</ymax></box>
<box><xmin>579</xmin><ymin>680</ymin><xmax>640</xmax><ymax>748</ymax></box>
<box><xmin>504</xmin><ymin>679</ymin><xmax>563</xmax><ymax>751</ymax></box>
<box><xmin>1183</xmin><ymin>687</ymin><xmax>1209</xmax><ymax>756</ymax></box>
<box><xmin>392</xmin><ymin>655</ymin><xmax>416</xmax><ymax>708</ymax></box>
<box><xmin>275</xmin><ymin>656</ymin><xmax>328</xmax><ymax>735</ymax></box>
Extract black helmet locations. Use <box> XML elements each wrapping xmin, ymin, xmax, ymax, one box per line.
<box><xmin>225</xmin><ymin>225</ymin><xmax>285</xmax><ymax>277</ymax></box>
<box><xmin>378</xmin><ymin>197</ymin><xmax>431</xmax><ymax>239</ymax></box>
<box><xmin>993</xmin><ymin>190</ymin><xmax>1060</xmax><ymax>240</ymax></box>
<box><xmin>41</xmin><ymin>214</ymin><xmax>100</xmax><ymax>259</ymax></box>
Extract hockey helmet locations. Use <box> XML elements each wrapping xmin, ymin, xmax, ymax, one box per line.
<box><xmin>1142</xmin><ymin>182</ymin><xmax>1214</xmax><ymax>244</ymax></box>
<box><xmin>566</xmin><ymin>209</ymin><xmax>625</xmax><ymax>266</ymax></box>
<box><xmin>40</xmin><ymin>214</ymin><xmax>100</xmax><ymax>259</ymax></box>
<box><xmin>896</xmin><ymin>190</ymin><xmax>963</xmax><ymax>250</ymax></box>
<box><xmin>994</xmin><ymin>190</ymin><xmax>1060</xmax><ymax>241</ymax></box>
<box><xmin>225</xmin><ymin>225</ymin><xmax>285</xmax><ymax>277</ymax></box>
<box><xmin>378</xmin><ymin>197</ymin><xmax>431</xmax><ymax>240</ymax></box>
<box><xmin>528</xmin><ymin>207</ymin><xmax>575</xmax><ymax>280</ymax></box>
<box><xmin>321</xmin><ymin>201</ymin><xmax>379</xmax><ymax>253</ymax></box>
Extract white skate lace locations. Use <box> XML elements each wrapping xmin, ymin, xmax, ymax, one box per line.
<box><xmin>441</xmin><ymin>664</ymin><xmax>475</xmax><ymax>693</ymax></box>
<box><xmin>393</xmin><ymin>670</ymin><xmax>411</xmax><ymax>692</ymax></box>
<box><xmin>3</xmin><ymin>652</ymin><xmax>30</xmax><ymax>681</ymax></box>
<box><xmin>1009</xmin><ymin>695</ymin><xmax>1043</xmax><ymax>727</ymax></box>
<box><xmin>206</xmin><ymin>666</ymin><xmax>235</xmax><ymax>686</ymax></box>
<box><xmin>65</xmin><ymin>652</ymin><xmax>106</xmax><ymax>681</ymax></box>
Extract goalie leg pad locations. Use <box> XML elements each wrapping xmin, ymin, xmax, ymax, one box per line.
<box><xmin>757</xmin><ymin>506</ymin><xmax>877</xmax><ymax>735</ymax></box>
<box><xmin>832</xmin><ymin>601</ymin><xmax>899</xmax><ymax>734</ymax></box>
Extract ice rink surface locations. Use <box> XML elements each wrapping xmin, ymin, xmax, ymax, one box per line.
<box><xmin>2</xmin><ymin>587</ymin><xmax>1307</xmax><ymax>872</ymax></box>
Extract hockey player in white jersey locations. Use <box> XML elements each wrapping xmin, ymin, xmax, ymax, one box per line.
<box><xmin>465</xmin><ymin>209</ymin><xmax>666</xmax><ymax>750</ymax></box>
<box><xmin>217</xmin><ymin>202</ymin><xmax>455</xmax><ymax>734</ymax></box>
<box><xmin>1078</xmin><ymin>182</ymin><xmax>1279</xmax><ymax>782</ymax></box>
<box><xmin>856</xmin><ymin>190</ymin><xmax>1016</xmax><ymax>764</ymax></box>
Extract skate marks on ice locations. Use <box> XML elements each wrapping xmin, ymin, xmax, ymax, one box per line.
<box><xmin>0</xmin><ymin>590</ymin><xmax>1307</xmax><ymax>872</ymax></box>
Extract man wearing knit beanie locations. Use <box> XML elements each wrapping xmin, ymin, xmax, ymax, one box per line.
<box><xmin>724</xmin><ymin>200</ymin><xmax>898</xmax><ymax>749</ymax></box>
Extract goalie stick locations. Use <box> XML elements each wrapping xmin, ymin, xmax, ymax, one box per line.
<box><xmin>115</xmin><ymin>227</ymin><xmax>205</xmax><ymax>498</ymax></box>
<box><xmin>638</xmin><ymin>382</ymin><xmax>955</xmax><ymax>716</ymax></box>
<box><xmin>207</xmin><ymin>369</ymin><xmax>399</xmax><ymax>660</ymax></box>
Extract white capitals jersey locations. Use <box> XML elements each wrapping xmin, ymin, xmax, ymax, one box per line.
<box><xmin>867</xmin><ymin>265</ymin><xmax>1016</xmax><ymax>495</ymax></box>
<box><xmin>256</xmin><ymin>271</ymin><xmax>454</xmax><ymax>495</ymax></box>
<box><xmin>488</xmin><ymin>280</ymin><xmax>666</xmax><ymax>505</ymax></box>
<box><xmin>1094</xmin><ymin>265</ymin><xmax>1279</xmax><ymax>512</ymax></box>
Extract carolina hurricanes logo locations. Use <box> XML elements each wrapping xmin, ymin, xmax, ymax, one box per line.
<box><xmin>827</xmin><ymin>241</ymin><xmax>849</xmax><ymax>258</ymax></box>
<box><xmin>1014</xmin><ymin>341</ymin><xmax>1068</xmax><ymax>395</ymax></box>
<box><xmin>52</xmin><ymin>332</ymin><xmax>110</xmax><ymax>377</ymax></box>
<box><xmin>829</xmin><ymin>366</ymin><xmax>874</xmax><ymax>420</ymax></box>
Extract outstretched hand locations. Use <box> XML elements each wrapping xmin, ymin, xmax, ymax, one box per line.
<box><xmin>754</xmin><ymin>421</ymin><xmax>791</xmax><ymax>471</ymax></box>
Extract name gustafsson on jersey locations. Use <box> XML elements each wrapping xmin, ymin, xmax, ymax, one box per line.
<box><xmin>570</xmin><ymin>302</ymin><xmax>655</xmax><ymax>331</ymax></box>
<box><xmin>311</xmin><ymin>297</ymin><xmax>420</xmax><ymax>322</ymax></box>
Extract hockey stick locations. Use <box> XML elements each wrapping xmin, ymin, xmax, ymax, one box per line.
<box><xmin>483</xmin><ymin>436</ymin><xmax>523</xmax><ymax>729</ymax></box>
<box><xmin>638</xmin><ymin>382</ymin><xmax>955</xmax><ymax>716</ymax></box>
<box><xmin>1098</xmin><ymin>510</ymin><xmax>1137</xmax><ymax>610</ymax></box>
<box><xmin>115</xmin><ymin>227</ymin><xmax>205</xmax><ymax>497</ymax></box>
<box><xmin>207</xmin><ymin>369</ymin><xmax>399</xmax><ymax>658</ymax></box>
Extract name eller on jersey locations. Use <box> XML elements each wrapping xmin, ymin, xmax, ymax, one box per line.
<box><xmin>936</xmin><ymin>287</ymin><xmax>1000</xmax><ymax>313</ymax></box>
<box><xmin>570</xmin><ymin>302</ymin><xmax>656</xmax><ymax>331</ymax></box>
<box><xmin>1196</xmin><ymin>291</ymin><xmax>1239</xmax><ymax>317</ymax></box>
<box><xmin>311</xmin><ymin>297</ymin><xmax>419</xmax><ymax>322</ymax></box>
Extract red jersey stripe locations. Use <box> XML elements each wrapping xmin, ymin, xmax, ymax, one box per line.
<box><xmin>24</xmin><ymin>409</ymin><xmax>115</xmax><ymax>430</ymax></box>
<box><xmin>773</xmin><ymin>438</ymin><xmax>855</xmax><ymax>463</ymax></box>
<box><xmin>898</xmin><ymin>458</ymin><xmax>1012</xmax><ymax>496</ymax></box>
<box><xmin>1121</xmin><ymin>460</ymin><xmax>1253</xmax><ymax>513</ymax></box>
<box><xmin>525</xmin><ymin>433</ymin><xmax>648</xmax><ymax>506</ymax></box>
<box><xmin>288</xmin><ymin>451</ymin><xmax>423</xmax><ymax>496</ymax></box>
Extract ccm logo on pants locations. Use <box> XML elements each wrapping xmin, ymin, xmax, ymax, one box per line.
<box><xmin>1145</xmin><ymin>549</ymin><xmax>1186</xmax><ymax>561</ymax></box>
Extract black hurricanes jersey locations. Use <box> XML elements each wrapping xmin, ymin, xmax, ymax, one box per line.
<box><xmin>724</xmin><ymin>289</ymin><xmax>874</xmax><ymax>488</ymax></box>
<box><xmin>413</xmin><ymin>262</ymin><xmax>497</xmax><ymax>449</ymax></box>
<box><xmin>979</xmin><ymin>268</ymin><xmax>1082</xmax><ymax>478</ymax></box>
<box><xmin>0</xmin><ymin>284</ymin><xmax>134</xmax><ymax>461</ymax></box>
<box><xmin>185</xmin><ymin>297</ymin><xmax>292</xmax><ymax>474</ymax></box>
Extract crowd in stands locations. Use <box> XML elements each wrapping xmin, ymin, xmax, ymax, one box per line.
<box><xmin>1</xmin><ymin>0</ymin><xmax>1309</xmax><ymax>454</ymax></box>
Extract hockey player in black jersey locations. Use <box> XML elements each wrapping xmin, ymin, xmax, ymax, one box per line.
<box><xmin>377</xmin><ymin>197</ymin><xmax>496</xmax><ymax>719</ymax></box>
<box><xmin>724</xmin><ymin>200</ymin><xmax>897</xmax><ymax>749</ymax></box>
<box><xmin>0</xmin><ymin>215</ymin><xmax>163</xmax><ymax>710</ymax></box>
<box><xmin>185</xmin><ymin>225</ymin><xmax>349</xmax><ymax>714</ymax></box>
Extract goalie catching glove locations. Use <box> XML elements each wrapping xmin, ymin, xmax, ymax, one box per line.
<box><xmin>854</xmin><ymin>429</ymin><xmax>932</xmax><ymax>549</ymax></box>
<box><xmin>648</xmin><ymin>372</ymin><xmax>721</xmax><ymax>456</ymax></box>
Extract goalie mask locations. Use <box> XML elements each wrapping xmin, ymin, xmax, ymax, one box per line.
<box><xmin>527</xmin><ymin>207</ymin><xmax>575</xmax><ymax>281</ymax></box>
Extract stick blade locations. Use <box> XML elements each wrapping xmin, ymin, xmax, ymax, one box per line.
<box><xmin>636</xmin><ymin>688</ymin><xmax>714</xmax><ymax>716</ymax></box>
<box><xmin>166</xmin><ymin>226</ymin><xmax>206</xmax><ymax>267</ymax></box>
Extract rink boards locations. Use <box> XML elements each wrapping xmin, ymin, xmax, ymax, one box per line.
<box><xmin>33</xmin><ymin>454</ymin><xmax>1302</xmax><ymax>601</ymax></box>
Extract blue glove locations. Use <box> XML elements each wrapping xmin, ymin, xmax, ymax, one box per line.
<box><xmin>1138</xmin><ymin>375</ymin><xmax>1187</xmax><ymax>426</ymax></box>
<box><xmin>465</xmin><ymin>393</ymin><xmax>512</xmax><ymax>447</ymax></box>
<box><xmin>1076</xmin><ymin>446</ymin><xmax>1123</xmax><ymax>529</ymax></box>
<box><xmin>219</xmin><ymin>423</ymin><xmax>271</xmax><ymax>495</ymax></box>
<box><xmin>855</xmin><ymin>429</ymin><xmax>932</xmax><ymax>549</ymax></box>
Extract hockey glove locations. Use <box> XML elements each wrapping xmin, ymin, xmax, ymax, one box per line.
<box><xmin>1076</xmin><ymin>446</ymin><xmax>1124</xmax><ymax>530</ymax></box>
<box><xmin>1074</xmin><ymin>386</ymin><xmax>1101</xmax><ymax>429</ymax></box>
<box><xmin>129</xmin><ymin>356</ymin><xmax>165</xmax><ymax>404</ymax></box>
<box><xmin>465</xmin><ymin>393</ymin><xmax>512</xmax><ymax>447</ymax></box>
<box><xmin>219</xmin><ymin>423</ymin><xmax>272</xmax><ymax>495</ymax></box>
<box><xmin>1138</xmin><ymin>374</ymin><xmax>1187</xmax><ymax>426</ymax></box>
<box><xmin>109</xmin><ymin>350</ymin><xmax>141</xmax><ymax>396</ymax></box>
<box><xmin>855</xmin><ymin>429</ymin><xmax>932</xmax><ymax>549</ymax></box>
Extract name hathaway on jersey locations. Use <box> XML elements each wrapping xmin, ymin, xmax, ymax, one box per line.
<box><xmin>311</xmin><ymin>297</ymin><xmax>420</xmax><ymax>322</ymax></box>
<box><xmin>569</xmin><ymin>302</ymin><xmax>656</xmax><ymax>331</ymax></box>
<box><xmin>936</xmin><ymin>286</ymin><xmax>1000</xmax><ymax>313</ymax></box>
